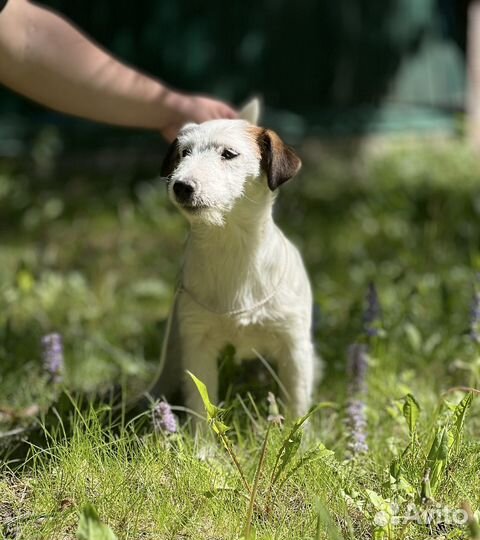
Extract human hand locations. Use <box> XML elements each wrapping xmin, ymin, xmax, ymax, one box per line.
<box><xmin>160</xmin><ymin>92</ymin><xmax>238</xmax><ymax>141</ymax></box>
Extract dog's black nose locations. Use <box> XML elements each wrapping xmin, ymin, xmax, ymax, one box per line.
<box><xmin>173</xmin><ymin>181</ymin><xmax>194</xmax><ymax>204</ymax></box>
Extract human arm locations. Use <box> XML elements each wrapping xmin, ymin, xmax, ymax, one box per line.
<box><xmin>0</xmin><ymin>0</ymin><xmax>236</xmax><ymax>140</ymax></box>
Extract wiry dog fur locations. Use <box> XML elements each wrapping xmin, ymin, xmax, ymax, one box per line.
<box><xmin>154</xmin><ymin>102</ymin><xmax>321</xmax><ymax>419</ymax></box>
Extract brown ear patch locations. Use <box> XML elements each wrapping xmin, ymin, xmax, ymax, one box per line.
<box><xmin>161</xmin><ymin>138</ymin><xmax>179</xmax><ymax>178</ymax></box>
<box><xmin>255</xmin><ymin>128</ymin><xmax>301</xmax><ymax>191</ymax></box>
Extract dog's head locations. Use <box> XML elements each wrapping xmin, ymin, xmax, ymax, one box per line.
<box><xmin>161</xmin><ymin>101</ymin><xmax>301</xmax><ymax>226</ymax></box>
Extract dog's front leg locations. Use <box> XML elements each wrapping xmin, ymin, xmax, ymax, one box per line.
<box><xmin>277</xmin><ymin>336</ymin><xmax>316</xmax><ymax>418</ymax></box>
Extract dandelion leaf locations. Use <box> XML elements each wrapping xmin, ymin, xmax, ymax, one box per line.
<box><xmin>77</xmin><ymin>504</ymin><xmax>117</xmax><ymax>540</ymax></box>
<box><xmin>402</xmin><ymin>393</ymin><xmax>420</xmax><ymax>436</ymax></box>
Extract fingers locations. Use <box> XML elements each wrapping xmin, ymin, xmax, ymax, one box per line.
<box><xmin>207</xmin><ymin>101</ymin><xmax>237</xmax><ymax>120</ymax></box>
<box><xmin>160</xmin><ymin>94</ymin><xmax>239</xmax><ymax>141</ymax></box>
<box><xmin>193</xmin><ymin>96</ymin><xmax>237</xmax><ymax>121</ymax></box>
<box><xmin>217</xmin><ymin>104</ymin><xmax>238</xmax><ymax>119</ymax></box>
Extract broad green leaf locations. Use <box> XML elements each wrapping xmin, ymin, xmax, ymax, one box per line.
<box><xmin>187</xmin><ymin>370</ymin><xmax>222</xmax><ymax>419</ymax></box>
<box><xmin>366</xmin><ymin>490</ymin><xmax>394</xmax><ymax>539</ymax></box>
<box><xmin>426</xmin><ymin>427</ymin><xmax>446</xmax><ymax>463</ymax></box>
<box><xmin>437</xmin><ymin>428</ymin><xmax>451</xmax><ymax>461</ymax></box>
<box><xmin>426</xmin><ymin>426</ymin><xmax>451</xmax><ymax>494</ymax></box>
<box><xmin>272</xmin><ymin>431</ymin><xmax>302</xmax><ymax>486</ymax></box>
<box><xmin>187</xmin><ymin>371</ymin><xmax>230</xmax><ymax>434</ymax></box>
<box><xmin>397</xmin><ymin>476</ymin><xmax>415</xmax><ymax>497</ymax></box>
<box><xmin>389</xmin><ymin>459</ymin><xmax>401</xmax><ymax>481</ymax></box>
<box><xmin>388</xmin><ymin>459</ymin><xmax>415</xmax><ymax>497</ymax></box>
<box><xmin>366</xmin><ymin>489</ymin><xmax>389</xmax><ymax>511</ymax></box>
<box><xmin>76</xmin><ymin>504</ymin><xmax>117</xmax><ymax>540</ymax></box>
<box><xmin>315</xmin><ymin>498</ymin><xmax>345</xmax><ymax>540</ymax></box>
<box><xmin>269</xmin><ymin>403</ymin><xmax>324</xmax><ymax>488</ymax></box>
<box><xmin>402</xmin><ymin>394</ymin><xmax>420</xmax><ymax>437</ymax></box>
<box><xmin>209</xmin><ymin>417</ymin><xmax>230</xmax><ymax>436</ymax></box>
<box><xmin>452</xmin><ymin>392</ymin><xmax>473</xmax><ymax>453</ymax></box>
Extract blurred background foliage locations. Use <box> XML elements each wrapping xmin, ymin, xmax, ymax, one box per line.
<box><xmin>0</xmin><ymin>0</ymin><xmax>468</xmax><ymax>151</ymax></box>
<box><xmin>2</xmin><ymin>138</ymin><xmax>480</xmax><ymax>419</ymax></box>
<box><xmin>3</xmin><ymin>7</ymin><xmax>480</xmax><ymax>540</ymax></box>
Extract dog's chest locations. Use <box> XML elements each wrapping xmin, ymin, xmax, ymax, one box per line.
<box><xmin>210</xmin><ymin>311</ymin><xmax>282</xmax><ymax>360</ymax></box>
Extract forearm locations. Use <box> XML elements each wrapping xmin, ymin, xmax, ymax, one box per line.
<box><xmin>0</xmin><ymin>0</ymin><xmax>174</xmax><ymax>129</ymax></box>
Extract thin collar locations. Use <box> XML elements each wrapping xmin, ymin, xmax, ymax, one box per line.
<box><xmin>178</xmin><ymin>236</ymin><xmax>289</xmax><ymax>317</ymax></box>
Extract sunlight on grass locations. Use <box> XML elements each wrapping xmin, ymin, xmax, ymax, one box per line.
<box><xmin>1</xmin><ymin>140</ymin><xmax>480</xmax><ymax>538</ymax></box>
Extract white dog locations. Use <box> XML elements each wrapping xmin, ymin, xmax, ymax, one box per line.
<box><xmin>155</xmin><ymin>101</ymin><xmax>320</xmax><ymax>419</ymax></box>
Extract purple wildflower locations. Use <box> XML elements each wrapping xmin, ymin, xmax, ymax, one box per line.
<box><xmin>346</xmin><ymin>399</ymin><xmax>369</xmax><ymax>455</ymax></box>
<box><xmin>346</xmin><ymin>343</ymin><xmax>368</xmax><ymax>395</ymax></box>
<box><xmin>41</xmin><ymin>333</ymin><xmax>64</xmax><ymax>383</ymax></box>
<box><xmin>345</xmin><ymin>343</ymin><xmax>369</xmax><ymax>458</ymax></box>
<box><xmin>152</xmin><ymin>400</ymin><xmax>177</xmax><ymax>434</ymax></box>
<box><xmin>363</xmin><ymin>282</ymin><xmax>381</xmax><ymax>337</ymax></box>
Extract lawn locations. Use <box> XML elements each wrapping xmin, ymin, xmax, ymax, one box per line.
<box><xmin>1</xmin><ymin>136</ymin><xmax>480</xmax><ymax>539</ymax></box>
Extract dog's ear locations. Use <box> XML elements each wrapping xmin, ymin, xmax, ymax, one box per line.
<box><xmin>257</xmin><ymin>129</ymin><xmax>301</xmax><ymax>191</ymax></box>
<box><xmin>239</xmin><ymin>97</ymin><xmax>261</xmax><ymax>125</ymax></box>
<box><xmin>161</xmin><ymin>138</ymin><xmax>179</xmax><ymax>178</ymax></box>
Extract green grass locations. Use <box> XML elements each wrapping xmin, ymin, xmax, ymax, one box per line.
<box><xmin>1</xmin><ymin>138</ymin><xmax>480</xmax><ymax>539</ymax></box>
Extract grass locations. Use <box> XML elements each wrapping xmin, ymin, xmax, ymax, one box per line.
<box><xmin>1</xmin><ymin>136</ymin><xmax>480</xmax><ymax>539</ymax></box>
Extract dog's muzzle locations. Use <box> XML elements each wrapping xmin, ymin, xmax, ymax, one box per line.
<box><xmin>173</xmin><ymin>180</ymin><xmax>195</xmax><ymax>205</ymax></box>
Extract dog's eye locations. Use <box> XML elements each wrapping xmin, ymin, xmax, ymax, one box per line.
<box><xmin>181</xmin><ymin>148</ymin><xmax>191</xmax><ymax>158</ymax></box>
<box><xmin>221</xmin><ymin>149</ymin><xmax>239</xmax><ymax>160</ymax></box>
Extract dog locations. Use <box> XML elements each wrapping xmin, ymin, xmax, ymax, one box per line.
<box><xmin>154</xmin><ymin>101</ymin><xmax>320</xmax><ymax>420</ymax></box>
